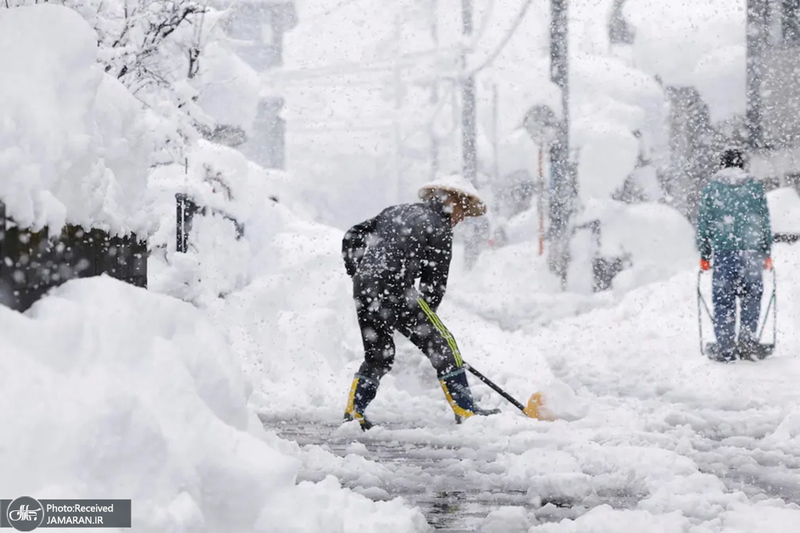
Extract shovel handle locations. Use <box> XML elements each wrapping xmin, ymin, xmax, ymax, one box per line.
<box><xmin>463</xmin><ymin>362</ymin><xmax>526</xmax><ymax>412</ymax></box>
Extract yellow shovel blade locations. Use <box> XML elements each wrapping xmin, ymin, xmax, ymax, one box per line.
<box><xmin>522</xmin><ymin>391</ymin><xmax>551</xmax><ymax>420</ymax></box>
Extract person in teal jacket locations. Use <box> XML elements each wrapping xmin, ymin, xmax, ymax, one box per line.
<box><xmin>696</xmin><ymin>148</ymin><xmax>773</xmax><ymax>362</ymax></box>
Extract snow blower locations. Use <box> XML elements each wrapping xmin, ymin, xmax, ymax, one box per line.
<box><xmin>463</xmin><ymin>362</ymin><xmax>549</xmax><ymax>420</ymax></box>
<box><xmin>697</xmin><ymin>268</ymin><xmax>777</xmax><ymax>361</ymax></box>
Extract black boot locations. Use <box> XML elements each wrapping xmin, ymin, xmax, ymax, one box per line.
<box><xmin>737</xmin><ymin>335</ymin><xmax>759</xmax><ymax>361</ymax></box>
<box><xmin>439</xmin><ymin>368</ymin><xmax>500</xmax><ymax>423</ymax></box>
<box><xmin>343</xmin><ymin>374</ymin><xmax>378</xmax><ymax>430</ymax></box>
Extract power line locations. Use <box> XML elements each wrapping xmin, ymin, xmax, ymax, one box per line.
<box><xmin>301</xmin><ymin>0</ymin><xmax>362</xmax><ymax>25</ymax></box>
<box><xmin>264</xmin><ymin>44</ymin><xmax>461</xmax><ymax>84</ymax></box>
<box><xmin>465</xmin><ymin>0</ymin><xmax>534</xmax><ymax>78</ymax></box>
<box><xmin>273</xmin><ymin>1</ymin><xmax>523</xmax><ymax>87</ymax></box>
<box><xmin>469</xmin><ymin>0</ymin><xmax>496</xmax><ymax>52</ymax></box>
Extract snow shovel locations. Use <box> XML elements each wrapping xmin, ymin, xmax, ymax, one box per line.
<box><xmin>462</xmin><ymin>362</ymin><xmax>549</xmax><ymax>420</ymax></box>
<box><xmin>696</xmin><ymin>268</ymin><xmax>777</xmax><ymax>360</ymax></box>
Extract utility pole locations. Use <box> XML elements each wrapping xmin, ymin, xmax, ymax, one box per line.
<box><xmin>538</xmin><ymin>146</ymin><xmax>545</xmax><ymax>256</ymax></box>
<box><xmin>462</xmin><ymin>0</ymin><xmax>477</xmax><ymax>183</ymax></box>
<box><xmin>549</xmin><ymin>0</ymin><xmax>573</xmax><ymax>285</ymax></box>
<box><xmin>393</xmin><ymin>13</ymin><xmax>404</xmax><ymax>203</ymax></box>
<box><xmin>746</xmin><ymin>0</ymin><xmax>767</xmax><ymax>151</ymax></box>
<box><xmin>430</xmin><ymin>0</ymin><xmax>440</xmax><ymax>179</ymax></box>
<box><xmin>492</xmin><ymin>83</ymin><xmax>500</xmax><ymax>185</ymax></box>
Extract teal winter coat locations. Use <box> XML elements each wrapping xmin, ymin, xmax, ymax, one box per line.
<box><xmin>696</xmin><ymin>168</ymin><xmax>772</xmax><ymax>261</ymax></box>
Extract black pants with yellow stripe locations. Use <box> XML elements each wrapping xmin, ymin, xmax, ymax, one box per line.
<box><xmin>353</xmin><ymin>281</ymin><xmax>462</xmax><ymax>385</ymax></box>
<box><xmin>346</xmin><ymin>277</ymin><xmax>478</xmax><ymax>421</ymax></box>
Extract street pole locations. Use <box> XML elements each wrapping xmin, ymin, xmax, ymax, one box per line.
<box><xmin>462</xmin><ymin>0</ymin><xmax>477</xmax><ymax>184</ymax></box>
<box><xmin>430</xmin><ymin>0</ymin><xmax>440</xmax><ymax>180</ymax></box>
<box><xmin>393</xmin><ymin>14</ymin><xmax>403</xmax><ymax>203</ymax></box>
<box><xmin>549</xmin><ymin>0</ymin><xmax>572</xmax><ymax>286</ymax></box>
<box><xmin>492</xmin><ymin>83</ymin><xmax>500</xmax><ymax>184</ymax></box>
<box><xmin>746</xmin><ymin>0</ymin><xmax>767</xmax><ymax>151</ymax></box>
<box><xmin>461</xmin><ymin>0</ymin><xmax>482</xmax><ymax>270</ymax></box>
<box><xmin>538</xmin><ymin>147</ymin><xmax>545</xmax><ymax>256</ymax></box>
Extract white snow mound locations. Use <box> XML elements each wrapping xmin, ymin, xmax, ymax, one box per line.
<box><xmin>0</xmin><ymin>277</ymin><xmax>428</xmax><ymax>532</ymax></box>
<box><xmin>0</xmin><ymin>4</ymin><xmax>153</xmax><ymax>235</ymax></box>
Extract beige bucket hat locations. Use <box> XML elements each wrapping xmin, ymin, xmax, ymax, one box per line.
<box><xmin>418</xmin><ymin>174</ymin><xmax>487</xmax><ymax>217</ymax></box>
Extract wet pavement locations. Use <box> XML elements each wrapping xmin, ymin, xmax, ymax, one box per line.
<box><xmin>262</xmin><ymin>407</ymin><xmax>800</xmax><ymax>532</ymax></box>
<box><xmin>263</xmin><ymin>418</ymin><xmax>533</xmax><ymax>531</ymax></box>
<box><xmin>261</xmin><ymin>417</ymin><xmax>642</xmax><ymax>532</ymax></box>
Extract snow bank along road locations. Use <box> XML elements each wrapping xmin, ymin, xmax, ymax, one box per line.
<box><xmin>262</xmin><ymin>243</ymin><xmax>800</xmax><ymax>532</ymax></box>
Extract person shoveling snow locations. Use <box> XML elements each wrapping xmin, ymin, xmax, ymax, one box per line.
<box><xmin>340</xmin><ymin>175</ymin><xmax>502</xmax><ymax>430</ymax></box>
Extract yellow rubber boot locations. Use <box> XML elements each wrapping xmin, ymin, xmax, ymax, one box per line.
<box><xmin>343</xmin><ymin>375</ymin><xmax>377</xmax><ymax>430</ymax></box>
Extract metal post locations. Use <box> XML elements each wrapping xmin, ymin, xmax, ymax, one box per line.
<box><xmin>430</xmin><ymin>0</ymin><xmax>440</xmax><ymax>179</ymax></box>
<box><xmin>746</xmin><ymin>0</ymin><xmax>768</xmax><ymax>150</ymax></box>
<box><xmin>393</xmin><ymin>14</ymin><xmax>403</xmax><ymax>203</ymax></box>
<box><xmin>176</xmin><ymin>193</ymin><xmax>188</xmax><ymax>253</ymax></box>
<box><xmin>492</xmin><ymin>84</ymin><xmax>500</xmax><ymax>184</ymax></box>
<box><xmin>460</xmin><ymin>0</ymin><xmax>482</xmax><ymax>270</ymax></box>
<box><xmin>538</xmin><ymin>147</ymin><xmax>545</xmax><ymax>256</ymax></box>
<box><xmin>549</xmin><ymin>0</ymin><xmax>572</xmax><ymax>285</ymax></box>
<box><xmin>462</xmin><ymin>0</ymin><xmax>477</xmax><ymax>183</ymax></box>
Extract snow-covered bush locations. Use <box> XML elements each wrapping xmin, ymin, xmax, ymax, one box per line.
<box><xmin>573</xmin><ymin>200</ymin><xmax>697</xmax><ymax>292</ymax></box>
<box><xmin>145</xmin><ymin>139</ymin><xmax>306</xmax><ymax>304</ymax></box>
<box><xmin>0</xmin><ymin>3</ymin><xmax>274</xmax><ymax>304</ymax></box>
<box><xmin>0</xmin><ymin>4</ymin><xmax>153</xmax><ymax>235</ymax></box>
<box><xmin>3</xmin><ymin>0</ymin><xmax>262</xmax><ymax>162</ymax></box>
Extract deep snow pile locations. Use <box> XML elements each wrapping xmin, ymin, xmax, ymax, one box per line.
<box><xmin>0</xmin><ymin>5</ymin><xmax>154</xmax><ymax>235</ymax></box>
<box><xmin>0</xmin><ymin>277</ymin><xmax>428</xmax><ymax>532</ymax></box>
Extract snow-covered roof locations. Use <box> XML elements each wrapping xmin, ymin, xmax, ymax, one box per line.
<box><xmin>0</xmin><ymin>5</ymin><xmax>154</xmax><ymax>236</ymax></box>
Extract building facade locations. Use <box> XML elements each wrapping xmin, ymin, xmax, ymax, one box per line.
<box><xmin>221</xmin><ymin>1</ymin><xmax>297</xmax><ymax>170</ymax></box>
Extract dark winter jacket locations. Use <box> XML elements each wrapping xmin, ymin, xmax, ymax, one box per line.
<box><xmin>342</xmin><ymin>199</ymin><xmax>452</xmax><ymax>311</ymax></box>
<box><xmin>696</xmin><ymin>168</ymin><xmax>772</xmax><ymax>261</ymax></box>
